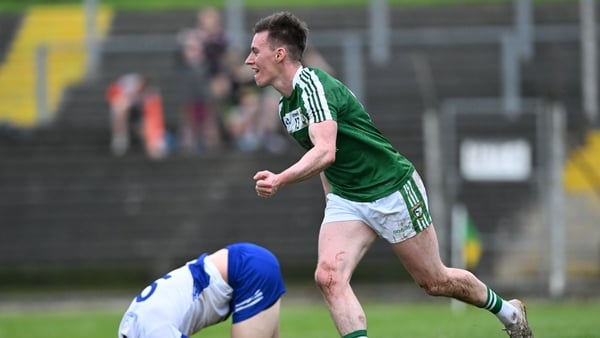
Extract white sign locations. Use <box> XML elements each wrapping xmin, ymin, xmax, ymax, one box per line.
<box><xmin>460</xmin><ymin>138</ymin><xmax>532</xmax><ymax>181</ymax></box>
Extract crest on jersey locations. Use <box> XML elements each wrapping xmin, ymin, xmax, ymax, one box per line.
<box><xmin>411</xmin><ymin>202</ymin><xmax>425</xmax><ymax>219</ymax></box>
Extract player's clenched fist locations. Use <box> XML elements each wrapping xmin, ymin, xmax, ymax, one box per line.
<box><xmin>254</xmin><ymin>170</ymin><xmax>280</xmax><ymax>198</ymax></box>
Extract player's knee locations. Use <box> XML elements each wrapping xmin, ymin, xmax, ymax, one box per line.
<box><xmin>314</xmin><ymin>262</ymin><xmax>342</xmax><ymax>293</ymax></box>
<box><xmin>314</xmin><ymin>264</ymin><xmax>332</xmax><ymax>289</ymax></box>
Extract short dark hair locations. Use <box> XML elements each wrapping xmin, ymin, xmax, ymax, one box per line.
<box><xmin>253</xmin><ymin>11</ymin><xmax>308</xmax><ymax>61</ymax></box>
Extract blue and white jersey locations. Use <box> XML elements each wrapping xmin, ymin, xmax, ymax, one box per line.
<box><xmin>118</xmin><ymin>242</ymin><xmax>285</xmax><ymax>338</ymax></box>
<box><xmin>119</xmin><ymin>255</ymin><xmax>232</xmax><ymax>338</ymax></box>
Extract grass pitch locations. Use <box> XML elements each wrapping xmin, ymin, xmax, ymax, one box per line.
<box><xmin>0</xmin><ymin>297</ymin><xmax>598</xmax><ymax>338</ymax></box>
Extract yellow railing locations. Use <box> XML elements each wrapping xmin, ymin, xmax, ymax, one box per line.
<box><xmin>0</xmin><ymin>4</ymin><xmax>112</xmax><ymax>127</ymax></box>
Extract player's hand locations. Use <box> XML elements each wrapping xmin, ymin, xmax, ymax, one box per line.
<box><xmin>253</xmin><ymin>170</ymin><xmax>280</xmax><ymax>198</ymax></box>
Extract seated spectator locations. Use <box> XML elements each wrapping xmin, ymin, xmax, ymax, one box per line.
<box><xmin>223</xmin><ymin>86</ymin><xmax>288</xmax><ymax>154</ymax></box>
<box><xmin>220</xmin><ymin>45</ymin><xmax>332</xmax><ymax>154</ymax></box>
<box><xmin>223</xmin><ymin>86</ymin><xmax>261</xmax><ymax>152</ymax></box>
<box><xmin>105</xmin><ymin>73</ymin><xmax>167</xmax><ymax>159</ymax></box>
<box><xmin>256</xmin><ymin>88</ymin><xmax>289</xmax><ymax>154</ymax></box>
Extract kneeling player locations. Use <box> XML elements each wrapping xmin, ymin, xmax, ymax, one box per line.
<box><xmin>118</xmin><ymin>242</ymin><xmax>286</xmax><ymax>338</ymax></box>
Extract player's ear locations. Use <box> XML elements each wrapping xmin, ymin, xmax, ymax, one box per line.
<box><xmin>275</xmin><ymin>47</ymin><xmax>286</xmax><ymax>62</ymax></box>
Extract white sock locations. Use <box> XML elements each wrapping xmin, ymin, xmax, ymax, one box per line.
<box><xmin>496</xmin><ymin>301</ymin><xmax>520</xmax><ymax>326</ymax></box>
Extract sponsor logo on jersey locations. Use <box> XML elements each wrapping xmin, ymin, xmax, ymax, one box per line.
<box><xmin>282</xmin><ymin>108</ymin><xmax>308</xmax><ymax>133</ymax></box>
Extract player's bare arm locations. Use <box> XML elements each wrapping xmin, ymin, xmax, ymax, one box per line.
<box><xmin>254</xmin><ymin>120</ymin><xmax>337</xmax><ymax>198</ymax></box>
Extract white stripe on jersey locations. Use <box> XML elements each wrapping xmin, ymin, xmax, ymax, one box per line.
<box><xmin>298</xmin><ymin>68</ymin><xmax>333</xmax><ymax>123</ymax></box>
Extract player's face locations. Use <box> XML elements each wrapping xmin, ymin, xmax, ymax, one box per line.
<box><xmin>245</xmin><ymin>31</ymin><xmax>278</xmax><ymax>88</ymax></box>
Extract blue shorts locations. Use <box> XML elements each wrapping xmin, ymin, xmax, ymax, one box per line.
<box><xmin>226</xmin><ymin>242</ymin><xmax>286</xmax><ymax>323</ymax></box>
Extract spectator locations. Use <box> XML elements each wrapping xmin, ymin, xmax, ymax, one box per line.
<box><xmin>222</xmin><ymin>44</ymin><xmax>328</xmax><ymax>154</ymax></box>
<box><xmin>177</xmin><ymin>6</ymin><xmax>292</xmax><ymax>155</ymax></box>
<box><xmin>118</xmin><ymin>242</ymin><xmax>286</xmax><ymax>338</ymax></box>
<box><xmin>223</xmin><ymin>85</ymin><xmax>262</xmax><ymax>152</ymax></box>
<box><xmin>176</xmin><ymin>30</ymin><xmax>223</xmax><ymax>154</ymax></box>
<box><xmin>195</xmin><ymin>7</ymin><xmax>229</xmax><ymax>77</ymax></box>
<box><xmin>105</xmin><ymin>73</ymin><xmax>167</xmax><ymax>159</ymax></box>
<box><xmin>175</xmin><ymin>7</ymin><xmax>236</xmax><ymax>154</ymax></box>
<box><xmin>223</xmin><ymin>86</ymin><xmax>289</xmax><ymax>154</ymax></box>
<box><xmin>255</xmin><ymin>87</ymin><xmax>289</xmax><ymax>154</ymax></box>
<box><xmin>195</xmin><ymin>7</ymin><xmax>234</xmax><ymax>134</ymax></box>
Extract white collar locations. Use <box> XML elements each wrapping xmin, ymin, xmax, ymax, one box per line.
<box><xmin>291</xmin><ymin>66</ymin><xmax>305</xmax><ymax>88</ymax></box>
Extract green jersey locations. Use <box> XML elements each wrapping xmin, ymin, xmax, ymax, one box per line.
<box><xmin>279</xmin><ymin>67</ymin><xmax>414</xmax><ymax>202</ymax></box>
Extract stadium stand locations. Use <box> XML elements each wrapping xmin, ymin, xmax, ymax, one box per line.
<box><xmin>0</xmin><ymin>3</ymin><xmax>597</xmax><ymax>289</ymax></box>
<box><xmin>0</xmin><ymin>5</ymin><xmax>112</xmax><ymax>128</ymax></box>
